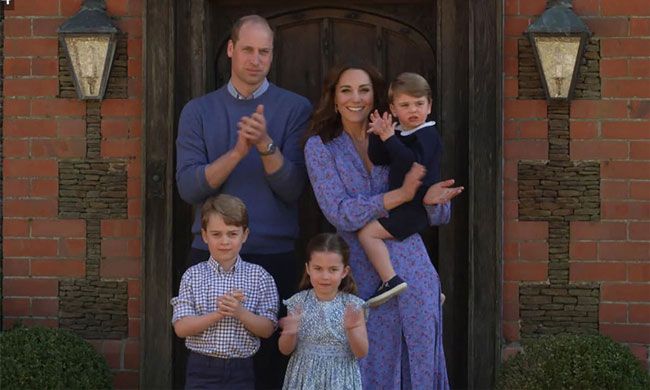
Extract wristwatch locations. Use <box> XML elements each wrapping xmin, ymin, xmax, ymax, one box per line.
<box><xmin>259</xmin><ymin>142</ymin><xmax>277</xmax><ymax>156</ymax></box>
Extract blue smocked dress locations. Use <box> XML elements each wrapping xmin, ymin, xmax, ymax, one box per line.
<box><xmin>282</xmin><ymin>289</ymin><xmax>364</xmax><ymax>390</ymax></box>
<box><xmin>304</xmin><ymin>133</ymin><xmax>450</xmax><ymax>389</ymax></box>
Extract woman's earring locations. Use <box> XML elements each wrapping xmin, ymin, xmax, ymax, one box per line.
<box><xmin>334</xmin><ymin>104</ymin><xmax>338</xmax><ymax>114</ymax></box>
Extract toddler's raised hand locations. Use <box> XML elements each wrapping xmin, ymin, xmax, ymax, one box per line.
<box><xmin>344</xmin><ymin>304</ymin><xmax>365</xmax><ymax>330</ymax></box>
<box><xmin>368</xmin><ymin>110</ymin><xmax>396</xmax><ymax>142</ymax></box>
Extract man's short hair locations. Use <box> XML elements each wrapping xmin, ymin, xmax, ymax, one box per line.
<box><xmin>201</xmin><ymin>194</ymin><xmax>249</xmax><ymax>230</ymax></box>
<box><xmin>230</xmin><ymin>14</ymin><xmax>274</xmax><ymax>44</ymax></box>
<box><xmin>388</xmin><ymin>72</ymin><xmax>432</xmax><ymax>102</ymax></box>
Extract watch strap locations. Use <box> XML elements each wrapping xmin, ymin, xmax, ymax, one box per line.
<box><xmin>259</xmin><ymin>142</ymin><xmax>277</xmax><ymax>156</ymax></box>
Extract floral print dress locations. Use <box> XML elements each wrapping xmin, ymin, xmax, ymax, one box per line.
<box><xmin>282</xmin><ymin>290</ymin><xmax>365</xmax><ymax>390</ymax></box>
<box><xmin>304</xmin><ymin>133</ymin><xmax>450</xmax><ymax>389</ymax></box>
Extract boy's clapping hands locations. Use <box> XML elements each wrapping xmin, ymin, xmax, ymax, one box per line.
<box><xmin>217</xmin><ymin>289</ymin><xmax>246</xmax><ymax>319</ymax></box>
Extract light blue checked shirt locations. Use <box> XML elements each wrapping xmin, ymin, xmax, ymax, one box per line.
<box><xmin>171</xmin><ymin>256</ymin><xmax>279</xmax><ymax>358</ymax></box>
<box><xmin>227</xmin><ymin>79</ymin><xmax>269</xmax><ymax>100</ymax></box>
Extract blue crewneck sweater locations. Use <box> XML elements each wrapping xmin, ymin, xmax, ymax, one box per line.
<box><xmin>176</xmin><ymin>84</ymin><xmax>312</xmax><ymax>254</ymax></box>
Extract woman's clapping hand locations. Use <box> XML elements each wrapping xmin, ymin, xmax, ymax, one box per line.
<box><xmin>423</xmin><ymin>179</ymin><xmax>464</xmax><ymax>205</ymax></box>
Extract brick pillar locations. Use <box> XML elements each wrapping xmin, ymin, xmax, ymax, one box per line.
<box><xmin>518</xmin><ymin>101</ymin><xmax>601</xmax><ymax>337</ymax></box>
<box><xmin>58</xmin><ymin>101</ymin><xmax>128</xmax><ymax>339</ymax></box>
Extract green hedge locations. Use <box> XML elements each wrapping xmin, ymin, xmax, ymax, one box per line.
<box><xmin>497</xmin><ymin>334</ymin><xmax>650</xmax><ymax>390</ymax></box>
<box><xmin>0</xmin><ymin>326</ymin><xmax>113</xmax><ymax>390</ymax></box>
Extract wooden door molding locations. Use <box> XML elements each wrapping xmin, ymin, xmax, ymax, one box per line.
<box><xmin>143</xmin><ymin>0</ymin><xmax>175</xmax><ymax>388</ymax></box>
<box><xmin>436</xmin><ymin>1</ymin><xmax>502</xmax><ymax>387</ymax></box>
<box><xmin>143</xmin><ymin>1</ymin><xmax>502</xmax><ymax>388</ymax></box>
<box><xmin>467</xmin><ymin>1</ymin><xmax>502</xmax><ymax>386</ymax></box>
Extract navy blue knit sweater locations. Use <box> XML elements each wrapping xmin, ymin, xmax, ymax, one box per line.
<box><xmin>176</xmin><ymin>84</ymin><xmax>312</xmax><ymax>254</ymax></box>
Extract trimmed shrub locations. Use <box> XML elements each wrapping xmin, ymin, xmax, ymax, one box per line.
<box><xmin>496</xmin><ymin>334</ymin><xmax>650</xmax><ymax>390</ymax></box>
<box><xmin>0</xmin><ymin>326</ymin><xmax>113</xmax><ymax>389</ymax></box>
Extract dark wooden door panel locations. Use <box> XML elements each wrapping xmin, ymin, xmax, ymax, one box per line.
<box><xmin>273</xmin><ymin>20</ymin><xmax>323</xmax><ymax>104</ymax></box>
<box><xmin>213</xmin><ymin>7</ymin><xmax>435</xmax><ymax>108</ymax></box>
<box><xmin>385</xmin><ymin>30</ymin><xmax>434</xmax><ymax>82</ymax></box>
<box><xmin>330</xmin><ymin>21</ymin><xmax>378</xmax><ymax>65</ymax></box>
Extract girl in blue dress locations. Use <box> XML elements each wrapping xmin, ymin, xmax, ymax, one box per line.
<box><xmin>279</xmin><ymin>233</ymin><xmax>367</xmax><ymax>390</ymax></box>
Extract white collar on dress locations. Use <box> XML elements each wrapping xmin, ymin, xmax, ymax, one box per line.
<box><xmin>396</xmin><ymin>120</ymin><xmax>436</xmax><ymax>136</ymax></box>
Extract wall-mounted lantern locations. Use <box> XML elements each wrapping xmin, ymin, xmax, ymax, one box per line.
<box><xmin>526</xmin><ymin>0</ymin><xmax>591</xmax><ymax>101</ymax></box>
<box><xmin>58</xmin><ymin>0</ymin><xmax>118</xmax><ymax>100</ymax></box>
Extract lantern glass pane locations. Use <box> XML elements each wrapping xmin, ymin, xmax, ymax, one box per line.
<box><xmin>64</xmin><ymin>35</ymin><xmax>111</xmax><ymax>98</ymax></box>
<box><xmin>533</xmin><ymin>36</ymin><xmax>581</xmax><ymax>99</ymax></box>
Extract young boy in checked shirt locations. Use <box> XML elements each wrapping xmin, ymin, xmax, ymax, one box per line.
<box><xmin>171</xmin><ymin>194</ymin><xmax>279</xmax><ymax>389</ymax></box>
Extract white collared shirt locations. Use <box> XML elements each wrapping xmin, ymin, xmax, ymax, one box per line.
<box><xmin>397</xmin><ymin>120</ymin><xmax>437</xmax><ymax>136</ymax></box>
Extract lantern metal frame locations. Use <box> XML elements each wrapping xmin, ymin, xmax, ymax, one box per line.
<box><xmin>526</xmin><ymin>0</ymin><xmax>591</xmax><ymax>102</ymax></box>
<box><xmin>58</xmin><ymin>0</ymin><xmax>118</xmax><ymax>100</ymax></box>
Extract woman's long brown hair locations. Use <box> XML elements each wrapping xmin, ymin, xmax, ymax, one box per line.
<box><xmin>304</xmin><ymin>62</ymin><xmax>387</xmax><ymax>144</ymax></box>
<box><xmin>298</xmin><ymin>233</ymin><xmax>358</xmax><ymax>295</ymax></box>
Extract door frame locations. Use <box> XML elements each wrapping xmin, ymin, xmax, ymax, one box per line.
<box><xmin>143</xmin><ymin>1</ymin><xmax>502</xmax><ymax>388</ymax></box>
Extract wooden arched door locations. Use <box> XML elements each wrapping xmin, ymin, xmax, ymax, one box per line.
<box><xmin>147</xmin><ymin>0</ymin><xmax>501</xmax><ymax>388</ymax></box>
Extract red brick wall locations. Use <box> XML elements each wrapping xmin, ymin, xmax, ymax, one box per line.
<box><xmin>2</xmin><ymin>1</ymin><xmax>143</xmax><ymax>388</ymax></box>
<box><xmin>504</xmin><ymin>0</ymin><xmax>649</xmax><ymax>367</ymax></box>
<box><xmin>3</xmin><ymin>0</ymin><xmax>648</xmax><ymax>386</ymax></box>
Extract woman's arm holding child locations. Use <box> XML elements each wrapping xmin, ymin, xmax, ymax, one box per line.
<box><xmin>344</xmin><ymin>305</ymin><xmax>368</xmax><ymax>358</ymax></box>
<box><xmin>305</xmin><ymin>137</ymin><xmax>422</xmax><ymax>232</ymax></box>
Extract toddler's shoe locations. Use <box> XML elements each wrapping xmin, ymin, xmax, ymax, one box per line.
<box><xmin>366</xmin><ymin>275</ymin><xmax>407</xmax><ymax>307</ymax></box>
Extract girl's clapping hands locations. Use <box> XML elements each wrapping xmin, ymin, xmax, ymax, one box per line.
<box><xmin>279</xmin><ymin>306</ymin><xmax>303</xmax><ymax>336</ymax></box>
<box><xmin>344</xmin><ymin>304</ymin><xmax>365</xmax><ymax>330</ymax></box>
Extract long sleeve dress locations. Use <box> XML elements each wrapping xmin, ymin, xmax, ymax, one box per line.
<box><xmin>304</xmin><ymin>132</ymin><xmax>450</xmax><ymax>389</ymax></box>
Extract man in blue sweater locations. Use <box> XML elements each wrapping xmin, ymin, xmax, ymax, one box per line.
<box><xmin>175</xmin><ymin>14</ymin><xmax>312</xmax><ymax>389</ymax></box>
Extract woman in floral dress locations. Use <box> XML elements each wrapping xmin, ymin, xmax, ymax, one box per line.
<box><xmin>304</xmin><ymin>63</ymin><xmax>462</xmax><ymax>389</ymax></box>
